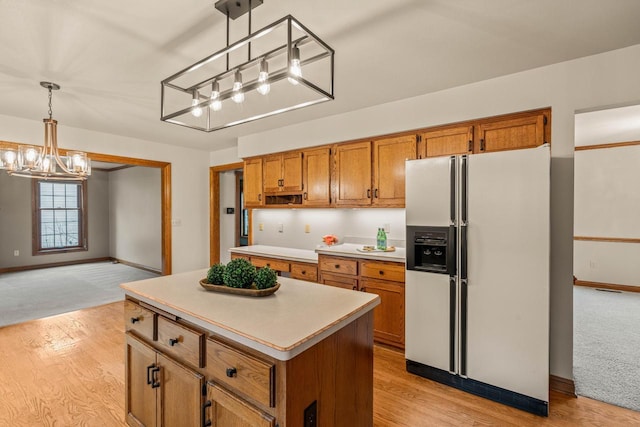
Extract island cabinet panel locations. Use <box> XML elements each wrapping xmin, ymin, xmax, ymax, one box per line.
<box><xmin>126</xmin><ymin>332</ymin><xmax>204</xmax><ymax>427</ymax></box>
<box><xmin>206</xmin><ymin>382</ymin><xmax>275</xmax><ymax>427</ymax></box>
<box><xmin>335</xmin><ymin>141</ymin><xmax>372</xmax><ymax>206</ymax></box>
<box><xmin>302</xmin><ymin>146</ymin><xmax>332</xmax><ymax>206</ymax></box>
<box><xmin>125</xmin><ymin>299</ymin><xmax>156</xmax><ymax>342</ymax></box>
<box><xmin>156</xmin><ymin>316</ymin><xmax>205</xmax><ymax>369</ymax></box>
<box><xmin>206</xmin><ymin>338</ymin><xmax>275</xmax><ymax>409</ymax></box>
<box><xmin>477</xmin><ymin>113</ymin><xmax>546</xmax><ymax>153</ymax></box>
<box><xmin>243</xmin><ymin>158</ymin><xmax>264</xmax><ymax>207</ymax></box>
<box><xmin>420</xmin><ymin>125</ymin><xmax>474</xmax><ymax>158</ymax></box>
<box><xmin>372</xmin><ymin>135</ymin><xmax>417</xmax><ymax>207</ymax></box>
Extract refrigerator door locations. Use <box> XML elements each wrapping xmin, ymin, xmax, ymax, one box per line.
<box><xmin>464</xmin><ymin>145</ymin><xmax>550</xmax><ymax>402</ymax></box>
<box><xmin>405</xmin><ymin>270</ymin><xmax>456</xmax><ymax>372</ymax></box>
<box><xmin>405</xmin><ymin>156</ymin><xmax>454</xmax><ymax>227</ymax></box>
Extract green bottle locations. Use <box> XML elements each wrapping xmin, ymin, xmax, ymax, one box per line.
<box><xmin>376</xmin><ymin>227</ymin><xmax>387</xmax><ymax>250</ymax></box>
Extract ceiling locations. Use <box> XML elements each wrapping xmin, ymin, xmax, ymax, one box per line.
<box><xmin>2</xmin><ymin>0</ymin><xmax>640</xmax><ymax>153</ymax></box>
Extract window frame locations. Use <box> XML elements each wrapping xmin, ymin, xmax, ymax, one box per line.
<box><xmin>32</xmin><ymin>179</ymin><xmax>88</xmax><ymax>255</ymax></box>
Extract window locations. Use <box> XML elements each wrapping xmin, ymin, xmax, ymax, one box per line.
<box><xmin>33</xmin><ymin>180</ymin><xmax>87</xmax><ymax>254</ymax></box>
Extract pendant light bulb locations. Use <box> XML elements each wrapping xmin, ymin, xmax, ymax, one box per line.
<box><xmin>191</xmin><ymin>90</ymin><xmax>203</xmax><ymax>117</ymax></box>
<box><xmin>288</xmin><ymin>46</ymin><xmax>302</xmax><ymax>85</ymax></box>
<box><xmin>257</xmin><ymin>60</ymin><xmax>270</xmax><ymax>95</ymax></box>
<box><xmin>209</xmin><ymin>81</ymin><xmax>222</xmax><ymax>111</ymax></box>
<box><xmin>232</xmin><ymin>71</ymin><xmax>244</xmax><ymax>103</ymax></box>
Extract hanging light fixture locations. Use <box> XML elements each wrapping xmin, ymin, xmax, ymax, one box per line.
<box><xmin>0</xmin><ymin>82</ymin><xmax>91</xmax><ymax>180</ymax></box>
<box><xmin>160</xmin><ymin>0</ymin><xmax>334</xmax><ymax>132</ymax></box>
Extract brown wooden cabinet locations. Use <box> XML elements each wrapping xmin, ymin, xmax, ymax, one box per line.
<box><xmin>263</xmin><ymin>152</ymin><xmax>303</xmax><ymax>193</ymax></box>
<box><xmin>205</xmin><ymin>382</ymin><xmax>275</xmax><ymax>427</ymax></box>
<box><xmin>125</xmin><ymin>333</ymin><xmax>204</xmax><ymax>427</ymax></box>
<box><xmin>335</xmin><ymin>141</ymin><xmax>372</xmax><ymax>206</ymax></box>
<box><xmin>230</xmin><ymin>252</ymin><xmax>318</xmax><ymax>282</ymax></box>
<box><xmin>477</xmin><ymin>113</ymin><xmax>546</xmax><ymax>153</ymax></box>
<box><xmin>372</xmin><ymin>135</ymin><xmax>417</xmax><ymax>206</ymax></box>
<box><xmin>243</xmin><ymin>158</ymin><xmax>264</xmax><ymax>207</ymax></box>
<box><xmin>420</xmin><ymin>125</ymin><xmax>474</xmax><ymax>158</ymax></box>
<box><xmin>318</xmin><ymin>254</ymin><xmax>405</xmax><ymax>349</ymax></box>
<box><xmin>302</xmin><ymin>146</ymin><xmax>332</xmax><ymax>206</ymax></box>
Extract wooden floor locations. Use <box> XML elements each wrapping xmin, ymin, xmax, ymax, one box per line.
<box><xmin>1</xmin><ymin>302</ymin><xmax>639</xmax><ymax>426</ymax></box>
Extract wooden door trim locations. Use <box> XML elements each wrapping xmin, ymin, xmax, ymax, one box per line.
<box><xmin>0</xmin><ymin>140</ymin><xmax>172</xmax><ymax>275</ymax></box>
<box><xmin>575</xmin><ymin>140</ymin><xmax>640</xmax><ymax>151</ymax></box>
<box><xmin>209</xmin><ymin>162</ymin><xmax>244</xmax><ymax>265</ymax></box>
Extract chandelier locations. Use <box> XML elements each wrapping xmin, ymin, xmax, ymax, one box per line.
<box><xmin>160</xmin><ymin>0</ymin><xmax>335</xmax><ymax>132</ymax></box>
<box><xmin>0</xmin><ymin>82</ymin><xmax>91</xmax><ymax>180</ymax></box>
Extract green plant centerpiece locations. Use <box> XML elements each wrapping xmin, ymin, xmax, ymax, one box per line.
<box><xmin>222</xmin><ymin>258</ymin><xmax>257</xmax><ymax>289</ymax></box>
<box><xmin>254</xmin><ymin>266</ymin><xmax>277</xmax><ymax>289</ymax></box>
<box><xmin>206</xmin><ymin>263</ymin><xmax>226</xmax><ymax>285</ymax></box>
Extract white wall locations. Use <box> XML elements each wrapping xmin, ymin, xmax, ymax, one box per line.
<box><xmin>252</xmin><ymin>208</ymin><xmax>405</xmax><ymax>250</ymax></box>
<box><xmin>0</xmin><ymin>170</ymin><xmax>110</xmax><ymax>268</ymax></box>
<box><xmin>235</xmin><ymin>44</ymin><xmax>640</xmax><ymax>380</ymax></box>
<box><xmin>109</xmin><ymin>167</ymin><xmax>162</xmax><ymax>271</ymax></box>
<box><xmin>219</xmin><ymin>170</ymin><xmax>237</xmax><ymax>264</ymax></box>
<box><xmin>0</xmin><ymin>113</ymin><xmax>210</xmax><ymax>273</ymax></box>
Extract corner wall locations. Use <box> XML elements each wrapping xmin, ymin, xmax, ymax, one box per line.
<box><xmin>236</xmin><ymin>43</ymin><xmax>640</xmax><ymax>380</ymax></box>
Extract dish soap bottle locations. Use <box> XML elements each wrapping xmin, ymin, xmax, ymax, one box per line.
<box><xmin>376</xmin><ymin>227</ymin><xmax>387</xmax><ymax>251</ymax></box>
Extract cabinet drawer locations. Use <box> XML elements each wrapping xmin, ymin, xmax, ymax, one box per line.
<box><xmin>206</xmin><ymin>338</ymin><xmax>275</xmax><ymax>409</ymax></box>
<box><xmin>360</xmin><ymin>261</ymin><xmax>405</xmax><ymax>283</ymax></box>
<box><xmin>251</xmin><ymin>257</ymin><xmax>290</xmax><ymax>273</ymax></box>
<box><xmin>290</xmin><ymin>262</ymin><xmax>318</xmax><ymax>282</ymax></box>
<box><xmin>230</xmin><ymin>253</ymin><xmax>250</xmax><ymax>261</ymax></box>
<box><xmin>124</xmin><ymin>300</ymin><xmax>156</xmax><ymax>341</ymax></box>
<box><xmin>320</xmin><ymin>272</ymin><xmax>358</xmax><ymax>291</ymax></box>
<box><xmin>319</xmin><ymin>256</ymin><xmax>358</xmax><ymax>276</ymax></box>
<box><xmin>156</xmin><ymin>316</ymin><xmax>205</xmax><ymax>369</ymax></box>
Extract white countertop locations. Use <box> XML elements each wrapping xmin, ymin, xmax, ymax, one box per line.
<box><xmin>229</xmin><ymin>245</ymin><xmax>317</xmax><ymax>263</ymax></box>
<box><xmin>121</xmin><ymin>269</ymin><xmax>379</xmax><ymax>361</ymax></box>
<box><xmin>315</xmin><ymin>243</ymin><xmax>406</xmax><ymax>263</ymax></box>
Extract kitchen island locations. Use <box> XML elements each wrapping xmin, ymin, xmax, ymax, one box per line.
<box><xmin>121</xmin><ymin>270</ymin><xmax>379</xmax><ymax>427</ymax></box>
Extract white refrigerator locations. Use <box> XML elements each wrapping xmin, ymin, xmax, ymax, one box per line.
<box><xmin>404</xmin><ymin>145</ymin><xmax>550</xmax><ymax>416</ymax></box>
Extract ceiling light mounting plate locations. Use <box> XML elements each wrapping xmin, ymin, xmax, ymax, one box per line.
<box><xmin>215</xmin><ymin>0</ymin><xmax>263</xmax><ymax>20</ymax></box>
<box><xmin>40</xmin><ymin>81</ymin><xmax>60</xmax><ymax>91</ymax></box>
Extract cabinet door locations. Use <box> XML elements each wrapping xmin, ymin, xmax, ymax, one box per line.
<box><xmin>372</xmin><ymin>136</ymin><xmax>417</xmax><ymax>206</ymax></box>
<box><xmin>303</xmin><ymin>147</ymin><xmax>332</xmax><ymax>206</ymax></box>
<box><xmin>157</xmin><ymin>353</ymin><xmax>204</xmax><ymax>427</ymax></box>
<box><xmin>126</xmin><ymin>333</ymin><xmax>158</xmax><ymax>427</ymax></box>
<box><xmin>263</xmin><ymin>155</ymin><xmax>283</xmax><ymax>193</ymax></box>
<box><xmin>281</xmin><ymin>151</ymin><xmax>303</xmax><ymax>192</ymax></box>
<box><xmin>320</xmin><ymin>272</ymin><xmax>358</xmax><ymax>290</ymax></box>
<box><xmin>244</xmin><ymin>159</ymin><xmax>264</xmax><ymax>207</ymax></box>
<box><xmin>205</xmin><ymin>382</ymin><xmax>275</xmax><ymax>427</ymax></box>
<box><xmin>360</xmin><ymin>279</ymin><xmax>405</xmax><ymax>348</ymax></box>
<box><xmin>477</xmin><ymin>113</ymin><xmax>545</xmax><ymax>153</ymax></box>
<box><xmin>335</xmin><ymin>141</ymin><xmax>372</xmax><ymax>206</ymax></box>
<box><xmin>421</xmin><ymin>125</ymin><xmax>473</xmax><ymax>158</ymax></box>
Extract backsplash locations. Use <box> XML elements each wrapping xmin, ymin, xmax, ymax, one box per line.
<box><xmin>251</xmin><ymin>208</ymin><xmax>405</xmax><ymax>250</ymax></box>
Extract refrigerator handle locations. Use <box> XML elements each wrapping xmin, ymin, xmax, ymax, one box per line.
<box><xmin>461</xmin><ymin>155</ymin><xmax>468</xmax><ymax>224</ymax></box>
<box><xmin>449</xmin><ymin>156</ymin><xmax>456</xmax><ymax>224</ymax></box>
<box><xmin>449</xmin><ymin>276</ymin><xmax>456</xmax><ymax>373</ymax></box>
<box><xmin>460</xmin><ymin>279</ymin><xmax>468</xmax><ymax>377</ymax></box>
<box><xmin>460</xmin><ymin>225</ymin><xmax>467</xmax><ymax>280</ymax></box>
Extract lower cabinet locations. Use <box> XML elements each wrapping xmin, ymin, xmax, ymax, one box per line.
<box><xmin>125</xmin><ymin>333</ymin><xmax>204</xmax><ymax>427</ymax></box>
<box><xmin>318</xmin><ymin>255</ymin><xmax>405</xmax><ymax>349</ymax></box>
<box><xmin>204</xmin><ymin>382</ymin><xmax>275</xmax><ymax>427</ymax></box>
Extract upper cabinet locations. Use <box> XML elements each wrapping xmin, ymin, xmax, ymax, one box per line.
<box><xmin>244</xmin><ymin>158</ymin><xmax>263</xmax><ymax>207</ymax></box>
<box><xmin>372</xmin><ymin>135</ymin><xmax>417</xmax><ymax>206</ymax></box>
<box><xmin>263</xmin><ymin>152</ymin><xmax>303</xmax><ymax>193</ymax></box>
<box><xmin>302</xmin><ymin>147</ymin><xmax>332</xmax><ymax>206</ymax></box>
<box><xmin>420</xmin><ymin>125</ymin><xmax>474</xmax><ymax>158</ymax></box>
<box><xmin>335</xmin><ymin>141</ymin><xmax>373</xmax><ymax>206</ymax></box>
<box><xmin>477</xmin><ymin>112</ymin><xmax>547</xmax><ymax>153</ymax></box>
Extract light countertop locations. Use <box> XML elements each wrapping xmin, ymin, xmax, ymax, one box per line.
<box><xmin>121</xmin><ymin>269</ymin><xmax>379</xmax><ymax>360</ymax></box>
<box><xmin>228</xmin><ymin>245</ymin><xmax>317</xmax><ymax>263</ymax></box>
<box><xmin>315</xmin><ymin>243</ymin><xmax>406</xmax><ymax>263</ymax></box>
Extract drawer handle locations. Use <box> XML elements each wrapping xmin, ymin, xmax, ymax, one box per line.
<box><xmin>146</xmin><ymin>363</ymin><xmax>155</xmax><ymax>385</ymax></box>
<box><xmin>151</xmin><ymin>366</ymin><xmax>160</xmax><ymax>388</ymax></box>
<box><xmin>130</xmin><ymin>317</ymin><xmax>140</xmax><ymax>324</ymax></box>
<box><xmin>202</xmin><ymin>400</ymin><xmax>212</xmax><ymax>427</ymax></box>
<box><xmin>169</xmin><ymin>338</ymin><xmax>179</xmax><ymax>346</ymax></box>
<box><xmin>226</xmin><ymin>367</ymin><xmax>237</xmax><ymax>378</ymax></box>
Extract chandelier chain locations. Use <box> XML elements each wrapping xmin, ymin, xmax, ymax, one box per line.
<box><xmin>47</xmin><ymin>87</ymin><xmax>53</xmax><ymax>119</ymax></box>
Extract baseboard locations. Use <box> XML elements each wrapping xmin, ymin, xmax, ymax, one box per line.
<box><xmin>574</xmin><ymin>280</ymin><xmax>640</xmax><ymax>293</ymax></box>
<box><xmin>0</xmin><ymin>257</ymin><xmax>112</xmax><ymax>274</ymax></box>
<box><xmin>549</xmin><ymin>374</ymin><xmax>576</xmax><ymax>397</ymax></box>
<box><xmin>111</xmin><ymin>258</ymin><xmax>162</xmax><ymax>275</ymax></box>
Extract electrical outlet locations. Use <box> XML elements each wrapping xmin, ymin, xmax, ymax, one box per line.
<box><xmin>13</xmin><ymin>250</ymin><xmax>19</xmax><ymax>257</ymax></box>
<box><xmin>171</xmin><ymin>218</ymin><xmax>182</xmax><ymax>227</ymax></box>
<box><xmin>304</xmin><ymin>224</ymin><xmax>310</xmax><ymax>233</ymax></box>
<box><xmin>259</xmin><ymin>223</ymin><xmax>264</xmax><ymax>231</ymax></box>
<box><xmin>278</xmin><ymin>223</ymin><xmax>284</xmax><ymax>233</ymax></box>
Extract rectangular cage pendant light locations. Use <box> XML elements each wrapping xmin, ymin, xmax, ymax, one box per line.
<box><xmin>160</xmin><ymin>0</ymin><xmax>334</xmax><ymax>132</ymax></box>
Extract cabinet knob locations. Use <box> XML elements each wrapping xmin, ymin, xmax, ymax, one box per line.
<box><xmin>361</xmin><ymin>287</ymin><xmax>366</xmax><ymax>292</ymax></box>
<box><xmin>335</xmin><ymin>264</ymin><xmax>340</xmax><ymax>269</ymax></box>
<box><xmin>301</xmin><ymin>270</ymin><xmax>306</xmax><ymax>275</ymax></box>
<box><xmin>352</xmin><ymin>286</ymin><xmax>357</xmax><ymax>290</ymax></box>
<box><xmin>379</xmin><ymin>270</ymin><xmax>384</xmax><ymax>275</ymax></box>
<box><xmin>130</xmin><ymin>317</ymin><xmax>140</xmax><ymax>324</ymax></box>
<box><xmin>226</xmin><ymin>367</ymin><xmax>237</xmax><ymax>378</ymax></box>
<box><xmin>169</xmin><ymin>338</ymin><xmax>179</xmax><ymax>346</ymax></box>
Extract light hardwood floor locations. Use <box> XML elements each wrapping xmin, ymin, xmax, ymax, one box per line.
<box><xmin>1</xmin><ymin>302</ymin><xmax>639</xmax><ymax>426</ymax></box>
